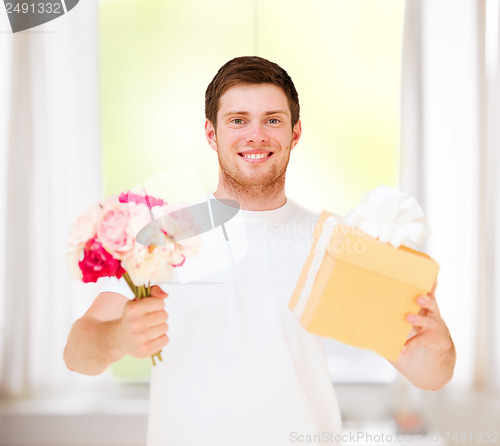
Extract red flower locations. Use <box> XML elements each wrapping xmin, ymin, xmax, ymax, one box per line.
<box><xmin>79</xmin><ymin>237</ymin><xmax>126</xmax><ymax>283</ymax></box>
<box><xmin>119</xmin><ymin>191</ymin><xmax>165</xmax><ymax>207</ymax></box>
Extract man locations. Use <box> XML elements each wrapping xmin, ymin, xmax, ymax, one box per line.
<box><xmin>64</xmin><ymin>56</ymin><xmax>455</xmax><ymax>445</ymax></box>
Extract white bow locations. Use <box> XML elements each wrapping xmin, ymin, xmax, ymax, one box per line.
<box><xmin>346</xmin><ymin>185</ymin><xmax>429</xmax><ymax>248</ymax></box>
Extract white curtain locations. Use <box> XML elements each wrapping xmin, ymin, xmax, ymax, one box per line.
<box><xmin>0</xmin><ymin>11</ymin><xmax>12</xmax><ymax>387</ymax></box>
<box><xmin>0</xmin><ymin>1</ymin><xmax>102</xmax><ymax>396</ymax></box>
<box><xmin>483</xmin><ymin>0</ymin><xmax>500</xmax><ymax>391</ymax></box>
<box><xmin>488</xmin><ymin>1</ymin><xmax>500</xmax><ymax>391</ymax></box>
<box><xmin>401</xmin><ymin>0</ymin><xmax>500</xmax><ymax>390</ymax></box>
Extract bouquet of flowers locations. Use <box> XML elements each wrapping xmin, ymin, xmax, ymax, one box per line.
<box><xmin>67</xmin><ymin>190</ymin><xmax>199</xmax><ymax>365</ymax></box>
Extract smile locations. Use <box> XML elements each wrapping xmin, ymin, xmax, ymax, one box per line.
<box><xmin>238</xmin><ymin>152</ymin><xmax>273</xmax><ymax>161</ymax></box>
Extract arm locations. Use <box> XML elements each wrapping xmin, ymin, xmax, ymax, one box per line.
<box><xmin>63</xmin><ymin>286</ymin><xmax>169</xmax><ymax>376</ymax></box>
<box><xmin>389</xmin><ymin>282</ymin><xmax>456</xmax><ymax>391</ymax></box>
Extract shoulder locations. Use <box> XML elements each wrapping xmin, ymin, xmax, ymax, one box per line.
<box><xmin>282</xmin><ymin>200</ymin><xmax>320</xmax><ymax>238</ymax></box>
<box><xmin>286</xmin><ymin>199</ymin><xmax>322</xmax><ymax>225</ymax></box>
<box><xmin>287</xmin><ymin>199</ymin><xmax>345</xmax><ymax>229</ymax></box>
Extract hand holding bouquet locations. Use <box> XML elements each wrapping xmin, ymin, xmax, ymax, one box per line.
<box><xmin>67</xmin><ymin>191</ymin><xmax>198</xmax><ymax>365</ymax></box>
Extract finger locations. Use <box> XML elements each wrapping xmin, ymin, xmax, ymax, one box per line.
<box><xmin>150</xmin><ymin>285</ymin><xmax>168</xmax><ymax>298</ymax></box>
<box><xmin>134</xmin><ymin>321</ymin><xmax>168</xmax><ymax>345</ymax></box>
<box><xmin>405</xmin><ymin>326</ymin><xmax>418</xmax><ymax>340</ymax></box>
<box><xmin>402</xmin><ymin>332</ymin><xmax>428</xmax><ymax>353</ymax></box>
<box><xmin>402</xmin><ymin>328</ymin><xmax>453</xmax><ymax>354</ymax></box>
<box><xmin>139</xmin><ymin>296</ymin><xmax>166</xmax><ymax>311</ymax></box>
<box><xmin>148</xmin><ymin>334</ymin><xmax>169</xmax><ymax>354</ymax></box>
<box><xmin>406</xmin><ymin>313</ymin><xmax>436</xmax><ymax>329</ymax></box>
<box><xmin>417</xmin><ymin>306</ymin><xmax>428</xmax><ymax>317</ymax></box>
<box><xmin>416</xmin><ymin>295</ymin><xmax>439</xmax><ymax>314</ymax></box>
<box><xmin>143</xmin><ymin>322</ymin><xmax>169</xmax><ymax>342</ymax></box>
<box><xmin>134</xmin><ymin>334</ymin><xmax>169</xmax><ymax>358</ymax></box>
<box><xmin>126</xmin><ymin>297</ymin><xmax>165</xmax><ymax>317</ymax></box>
<box><xmin>142</xmin><ymin>310</ymin><xmax>168</xmax><ymax>329</ymax></box>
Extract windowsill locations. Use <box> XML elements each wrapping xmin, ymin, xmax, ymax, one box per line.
<box><xmin>0</xmin><ymin>383</ymin><xmax>150</xmax><ymax>446</ymax></box>
<box><xmin>1</xmin><ymin>383</ymin><xmax>499</xmax><ymax>446</ymax></box>
<box><xmin>0</xmin><ymin>382</ymin><xmax>150</xmax><ymax>416</ymax></box>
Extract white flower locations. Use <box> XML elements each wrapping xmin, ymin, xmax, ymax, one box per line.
<box><xmin>122</xmin><ymin>242</ymin><xmax>179</xmax><ymax>286</ymax></box>
<box><xmin>68</xmin><ymin>204</ymin><xmax>101</xmax><ymax>249</ymax></box>
<box><xmin>67</xmin><ymin>246</ymin><xmax>83</xmax><ymax>280</ymax></box>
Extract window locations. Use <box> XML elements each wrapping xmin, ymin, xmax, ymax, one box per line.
<box><xmin>100</xmin><ymin>0</ymin><xmax>404</xmax><ymax>383</ymax></box>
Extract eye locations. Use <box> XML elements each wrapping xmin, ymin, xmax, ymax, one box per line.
<box><xmin>231</xmin><ymin>118</ymin><xmax>245</xmax><ymax>125</ymax></box>
<box><xmin>267</xmin><ymin>118</ymin><xmax>281</xmax><ymax>124</ymax></box>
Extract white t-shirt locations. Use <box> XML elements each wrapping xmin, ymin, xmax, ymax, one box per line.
<box><xmin>103</xmin><ymin>197</ymin><xmax>342</xmax><ymax>445</ymax></box>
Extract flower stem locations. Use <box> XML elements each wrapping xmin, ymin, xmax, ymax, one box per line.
<box><xmin>122</xmin><ymin>272</ymin><xmax>137</xmax><ymax>295</ymax></box>
<box><xmin>151</xmin><ymin>351</ymin><xmax>163</xmax><ymax>366</ymax></box>
<box><xmin>122</xmin><ymin>274</ymin><xmax>163</xmax><ymax>366</ymax></box>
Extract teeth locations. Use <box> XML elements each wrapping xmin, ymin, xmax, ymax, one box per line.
<box><xmin>242</xmin><ymin>153</ymin><xmax>269</xmax><ymax>159</ymax></box>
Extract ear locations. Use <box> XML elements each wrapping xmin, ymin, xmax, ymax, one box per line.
<box><xmin>205</xmin><ymin>119</ymin><xmax>218</xmax><ymax>152</ymax></box>
<box><xmin>290</xmin><ymin>119</ymin><xmax>302</xmax><ymax>150</ymax></box>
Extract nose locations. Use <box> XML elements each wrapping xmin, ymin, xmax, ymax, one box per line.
<box><xmin>245</xmin><ymin>122</ymin><xmax>269</xmax><ymax>144</ymax></box>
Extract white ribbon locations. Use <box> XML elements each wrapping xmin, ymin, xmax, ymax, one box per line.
<box><xmin>294</xmin><ymin>215</ymin><xmax>338</xmax><ymax>319</ymax></box>
<box><xmin>346</xmin><ymin>185</ymin><xmax>429</xmax><ymax>249</ymax></box>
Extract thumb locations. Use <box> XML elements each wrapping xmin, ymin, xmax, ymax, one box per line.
<box><xmin>150</xmin><ymin>285</ymin><xmax>168</xmax><ymax>298</ymax></box>
<box><xmin>402</xmin><ymin>332</ymin><xmax>428</xmax><ymax>354</ymax></box>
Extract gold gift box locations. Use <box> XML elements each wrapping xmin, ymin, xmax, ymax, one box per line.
<box><xmin>289</xmin><ymin>211</ymin><xmax>440</xmax><ymax>361</ymax></box>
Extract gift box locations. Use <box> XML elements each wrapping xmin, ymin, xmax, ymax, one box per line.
<box><xmin>289</xmin><ymin>210</ymin><xmax>440</xmax><ymax>361</ymax></box>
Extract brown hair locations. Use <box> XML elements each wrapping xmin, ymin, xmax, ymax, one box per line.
<box><xmin>205</xmin><ymin>56</ymin><xmax>300</xmax><ymax>128</ymax></box>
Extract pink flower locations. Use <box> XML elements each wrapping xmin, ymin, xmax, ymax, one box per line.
<box><xmin>119</xmin><ymin>191</ymin><xmax>165</xmax><ymax>207</ymax></box>
<box><xmin>158</xmin><ymin>204</ymin><xmax>201</xmax><ymax>257</ymax></box>
<box><xmin>96</xmin><ymin>205</ymin><xmax>135</xmax><ymax>260</ymax></box>
<box><xmin>79</xmin><ymin>237</ymin><xmax>125</xmax><ymax>283</ymax></box>
<box><xmin>99</xmin><ymin>194</ymin><xmax>120</xmax><ymax>209</ymax></box>
<box><xmin>127</xmin><ymin>202</ymin><xmax>156</xmax><ymax>238</ymax></box>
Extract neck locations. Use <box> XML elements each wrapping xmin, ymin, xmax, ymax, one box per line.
<box><xmin>214</xmin><ymin>175</ymin><xmax>287</xmax><ymax>211</ymax></box>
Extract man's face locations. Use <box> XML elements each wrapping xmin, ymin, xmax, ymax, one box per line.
<box><xmin>205</xmin><ymin>83</ymin><xmax>301</xmax><ymax>193</ymax></box>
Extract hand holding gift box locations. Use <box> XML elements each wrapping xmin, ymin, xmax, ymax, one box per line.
<box><xmin>289</xmin><ymin>186</ymin><xmax>440</xmax><ymax>362</ymax></box>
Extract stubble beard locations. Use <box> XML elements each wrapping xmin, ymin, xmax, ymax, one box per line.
<box><xmin>217</xmin><ymin>145</ymin><xmax>291</xmax><ymax>202</ymax></box>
